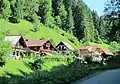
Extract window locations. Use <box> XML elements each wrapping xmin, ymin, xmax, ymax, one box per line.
<box><xmin>13</xmin><ymin>51</ymin><xmax>15</xmax><ymax>55</ymax></box>
<box><xmin>80</xmin><ymin>49</ymin><xmax>88</xmax><ymax>52</ymax></box>
<box><xmin>34</xmin><ymin>47</ymin><xmax>37</xmax><ymax>50</ymax></box>
<box><xmin>62</xmin><ymin>46</ymin><xmax>66</xmax><ymax>50</ymax></box>
<box><xmin>16</xmin><ymin>51</ymin><xmax>19</xmax><ymax>56</ymax></box>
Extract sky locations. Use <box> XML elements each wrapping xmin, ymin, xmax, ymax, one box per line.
<box><xmin>83</xmin><ymin>0</ymin><xmax>107</xmax><ymax>16</ymax></box>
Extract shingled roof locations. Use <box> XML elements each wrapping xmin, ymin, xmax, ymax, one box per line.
<box><xmin>56</xmin><ymin>41</ymin><xmax>74</xmax><ymax>50</ymax></box>
<box><xmin>80</xmin><ymin>45</ymin><xmax>98</xmax><ymax>52</ymax></box>
<box><xmin>100</xmin><ymin>48</ymin><xmax>114</xmax><ymax>56</ymax></box>
<box><xmin>80</xmin><ymin>45</ymin><xmax>114</xmax><ymax>56</ymax></box>
<box><xmin>25</xmin><ymin>39</ymin><xmax>49</xmax><ymax>47</ymax></box>
<box><xmin>5</xmin><ymin>36</ymin><xmax>23</xmax><ymax>47</ymax></box>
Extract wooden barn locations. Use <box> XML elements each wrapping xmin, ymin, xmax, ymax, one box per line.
<box><xmin>100</xmin><ymin>47</ymin><xmax>114</xmax><ymax>58</ymax></box>
<box><xmin>5</xmin><ymin>35</ymin><xmax>28</xmax><ymax>59</ymax></box>
<box><xmin>25</xmin><ymin>39</ymin><xmax>54</xmax><ymax>55</ymax></box>
<box><xmin>80</xmin><ymin>45</ymin><xmax>114</xmax><ymax>57</ymax></box>
<box><xmin>56</xmin><ymin>41</ymin><xmax>74</xmax><ymax>53</ymax></box>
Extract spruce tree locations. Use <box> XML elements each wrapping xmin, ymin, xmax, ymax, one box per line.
<box><xmin>43</xmin><ymin>0</ymin><xmax>54</xmax><ymax>27</ymax></box>
<box><xmin>9</xmin><ymin>0</ymin><xmax>25</xmax><ymax>22</ymax></box>
<box><xmin>59</xmin><ymin>4</ymin><xmax>67</xmax><ymax>30</ymax></box>
<box><xmin>73</xmin><ymin>0</ymin><xmax>84</xmax><ymax>40</ymax></box>
<box><xmin>92</xmin><ymin>11</ymin><xmax>100</xmax><ymax>32</ymax></box>
<box><xmin>64</xmin><ymin>0</ymin><xmax>74</xmax><ymax>33</ymax></box>
<box><xmin>104</xmin><ymin>0</ymin><xmax>120</xmax><ymax>41</ymax></box>
<box><xmin>52</xmin><ymin>0</ymin><xmax>63</xmax><ymax>16</ymax></box>
<box><xmin>0</xmin><ymin>0</ymin><xmax>11</xmax><ymax>20</ymax></box>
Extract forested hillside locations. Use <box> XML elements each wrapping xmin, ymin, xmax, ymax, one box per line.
<box><xmin>1</xmin><ymin>0</ymin><xmax>120</xmax><ymax>50</ymax></box>
<box><xmin>0</xmin><ymin>0</ymin><xmax>101</xmax><ymax>43</ymax></box>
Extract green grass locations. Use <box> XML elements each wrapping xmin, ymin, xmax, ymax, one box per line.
<box><xmin>80</xmin><ymin>42</ymin><xmax>110</xmax><ymax>48</ymax></box>
<box><xmin>89</xmin><ymin>42</ymin><xmax>110</xmax><ymax>48</ymax></box>
<box><xmin>0</xmin><ymin>56</ymin><xmax>71</xmax><ymax>76</ymax></box>
<box><xmin>0</xmin><ymin>19</ymin><xmax>80</xmax><ymax>49</ymax></box>
<box><xmin>0</xmin><ymin>60</ymin><xmax>32</xmax><ymax>76</ymax></box>
<box><xmin>42</xmin><ymin>61</ymin><xmax>66</xmax><ymax>70</ymax></box>
<box><xmin>0</xmin><ymin>19</ymin><xmax>112</xmax><ymax>50</ymax></box>
<box><xmin>0</xmin><ymin>60</ymin><xmax>66</xmax><ymax>76</ymax></box>
<box><xmin>40</xmin><ymin>55</ymin><xmax>74</xmax><ymax>70</ymax></box>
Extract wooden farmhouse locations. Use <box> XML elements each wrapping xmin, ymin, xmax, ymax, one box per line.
<box><xmin>5</xmin><ymin>36</ymin><xmax>28</xmax><ymax>59</ymax></box>
<box><xmin>56</xmin><ymin>41</ymin><xmax>74</xmax><ymax>53</ymax></box>
<box><xmin>25</xmin><ymin>39</ymin><xmax>54</xmax><ymax>55</ymax></box>
<box><xmin>80</xmin><ymin>45</ymin><xmax>114</xmax><ymax>57</ymax></box>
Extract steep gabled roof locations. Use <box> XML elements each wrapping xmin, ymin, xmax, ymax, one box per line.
<box><xmin>56</xmin><ymin>41</ymin><xmax>74</xmax><ymax>50</ymax></box>
<box><xmin>25</xmin><ymin>39</ymin><xmax>49</xmax><ymax>47</ymax></box>
<box><xmin>80</xmin><ymin>45</ymin><xmax>114</xmax><ymax>56</ymax></box>
<box><xmin>100</xmin><ymin>48</ymin><xmax>114</xmax><ymax>56</ymax></box>
<box><xmin>80</xmin><ymin>45</ymin><xmax>98</xmax><ymax>52</ymax></box>
<box><xmin>5</xmin><ymin>36</ymin><xmax>23</xmax><ymax>47</ymax></box>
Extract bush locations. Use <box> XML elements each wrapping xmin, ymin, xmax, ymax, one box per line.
<box><xmin>0</xmin><ymin>34</ymin><xmax>11</xmax><ymax>67</ymax></box>
<box><xmin>84</xmin><ymin>55</ymin><xmax>93</xmax><ymax>63</ymax></box>
<box><xmin>12</xmin><ymin>62</ymin><xmax>94</xmax><ymax>84</ymax></box>
<box><xmin>28</xmin><ymin>56</ymin><xmax>74</xmax><ymax>71</ymax></box>
<box><xmin>106</xmin><ymin>55</ymin><xmax>120</xmax><ymax>69</ymax></box>
<box><xmin>109</xmin><ymin>41</ymin><xmax>120</xmax><ymax>53</ymax></box>
<box><xmin>40</xmin><ymin>55</ymin><xmax>74</xmax><ymax>63</ymax></box>
<box><xmin>0</xmin><ymin>57</ymin><xmax>106</xmax><ymax>84</ymax></box>
<box><xmin>73</xmin><ymin>50</ymin><xmax>79</xmax><ymax>57</ymax></box>
<box><xmin>29</xmin><ymin>58</ymin><xmax>44</xmax><ymax>70</ymax></box>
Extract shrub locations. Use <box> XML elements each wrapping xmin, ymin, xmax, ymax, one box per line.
<box><xmin>40</xmin><ymin>55</ymin><xmax>74</xmax><ymax>63</ymax></box>
<box><xmin>106</xmin><ymin>55</ymin><xmax>120</xmax><ymax>69</ymax></box>
<box><xmin>27</xmin><ymin>56</ymin><xmax>74</xmax><ymax>71</ymax></box>
<box><xmin>0</xmin><ymin>34</ymin><xmax>11</xmax><ymax>67</ymax></box>
<box><xmin>82</xmin><ymin>55</ymin><xmax>93</xmax><ymax>64</ymax></box>
<box><xmin>29</xmin><ymin>58</ymin><xmax>44</xmax><ymax>70</ymax></box>
<box><xmin>73</xmin><ymin>50</ymin><xmax>79</xmax><ymax>57</ymax></box>
<box><xmin>109</xmin><ymin>41</ymin><xmax>120</xmax><ymax>53</ymax></box>
<box><xmin>0</xmin><ymin>57</ymin><xmax>106</xmax><ymax>84</ymax></box>
<box><xmin>12</xmin><ymin>62</ymin><xmax>95</xmax><ymax>84</ymax></box>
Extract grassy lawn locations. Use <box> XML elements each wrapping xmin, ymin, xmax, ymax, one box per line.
<box><xmin>42</xmin><ymin>61</ymin><xmax>66</xmax><ymax>70</ymax></box>
<box><xmin>0</xmin><ymin>60</ymin><xmax>32</xmax><ymax>76</ymax></box>
<box><xmin>0</xmin><ymin>59</ymin><xmax>68</xmax><ymax>76</ymax></box>
<box><xmin>89</xmin><ymin>42</ymin><xmax>110</xmax><ymax>48</ymax></box>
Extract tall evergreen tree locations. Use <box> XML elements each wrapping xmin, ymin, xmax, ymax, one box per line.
<box><xmin>92</xmin><ymin>11</ymin><xmax>99</xmax><ymax>32</ymax></box>
<box><xmin>0</xmin><ymin>0</ymin><xmax>11</xmax><ymax>20</ymax></box>
<box><xmin>98</xmin><ymin>16</ymin><xmax>107</xmax><ymax>39</ymax></box>
<box><xmin>83</xmin><ymin>10</ymin><xmax>94</xmax><ymax>42</ymax></box>
<box><xmin>73</xmin><ymin>0</ymin><xmax>84</xmax><ymax>40</ymax></box>
<box><xmin>9</xmin><ymin>0</ymin><xmax>25</xmax><ymax>22</ymax></box>
<box><xmin>52</xmin><ymin>0</ymin><xmax>63</xmax><ymax>16</ymax></box>
<box><xmin>73</xmin><ymin>0</ymin><xmax>95</xmax><ymax>42</ymax></box>
<box><xmin>15</xmin><ymin>0</ymin><xmax>24</xmax><ymax>20</ymax></box>
<box><xmin>64</xmin><ymin>0</ymin><xmax>74</xmax><ymax>33</ymax></box>
<box><xmin>59</xmin><ymin>4</ymin><xmax>67</xmax><ymax>30</ymax></box>
<box><xmin>92</xmin><ymin>11</ymin><xmax>101</xmax><ymax>42</ymax></box>
<box><xmin>43</xmin><ymin>0</ymin><xmax>54</xmax><ymax>27</ymax></box>
<box><xmin>52</xmin><ymin>0</ymin><xmax>67</xmax><ymax>30</ymax></box>
<box><xmin>104</xmin><ymin>0</ymin><xmax>120</xmax><ymax>41</ymax></box>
